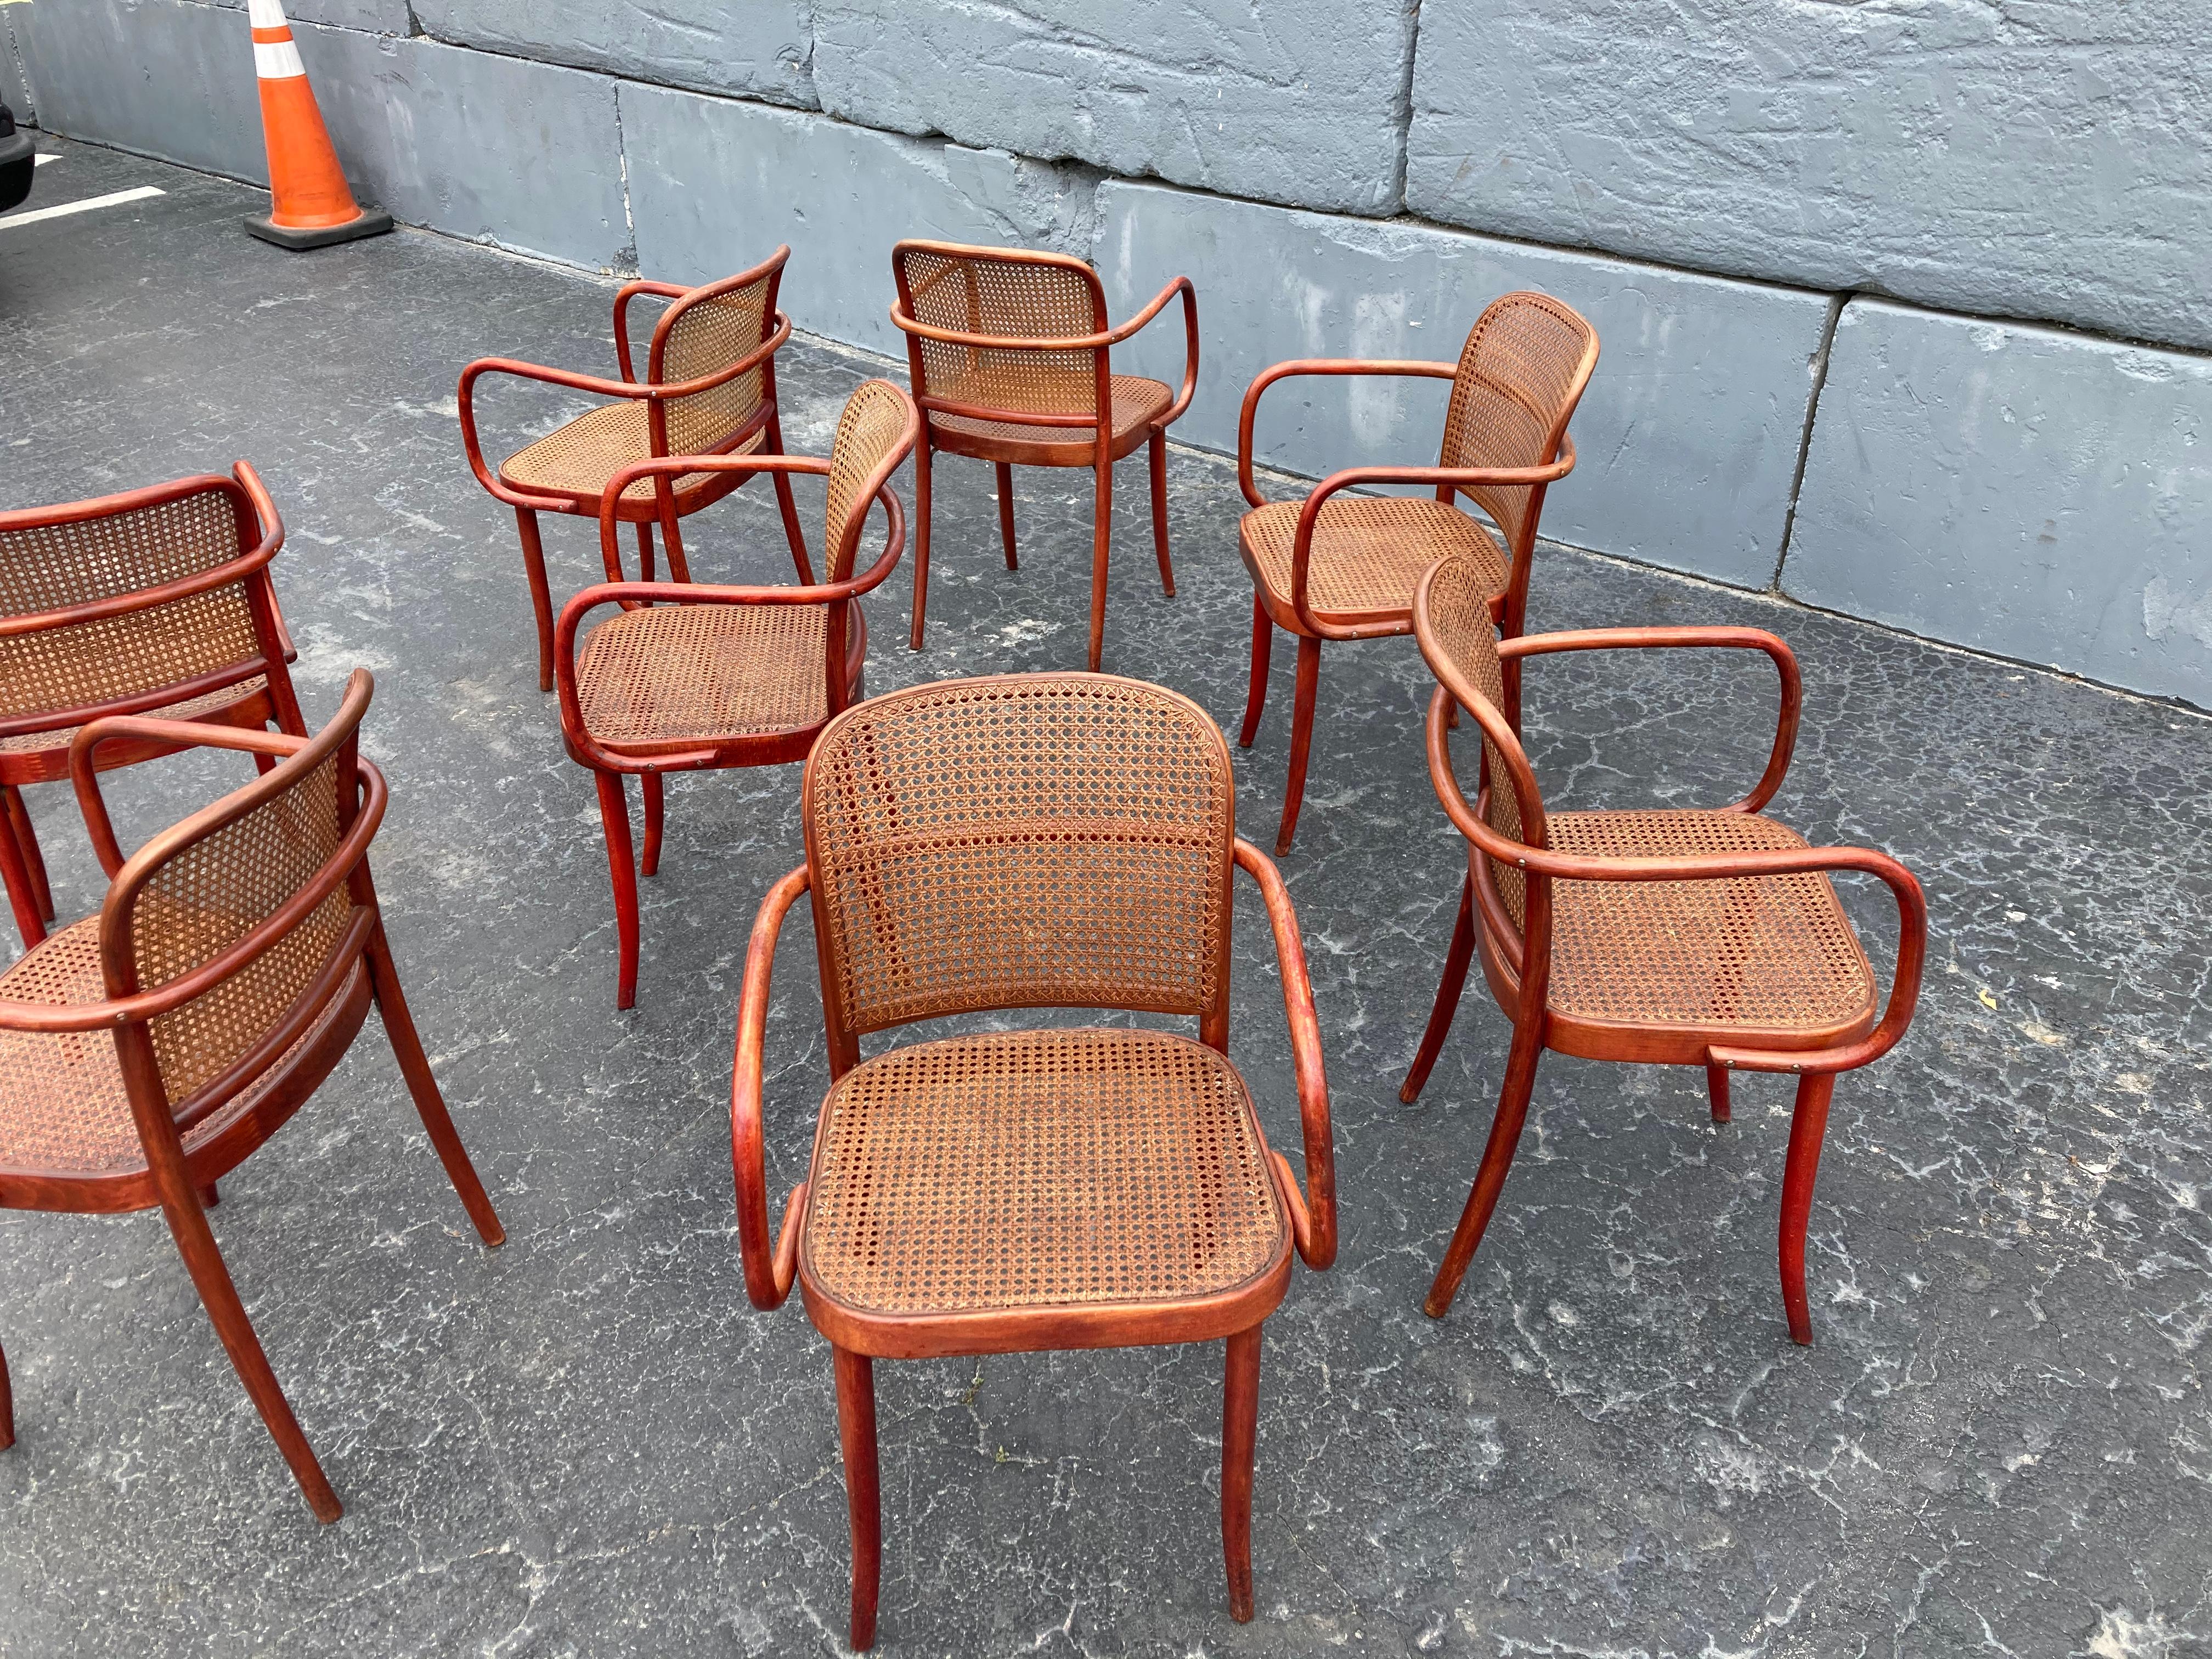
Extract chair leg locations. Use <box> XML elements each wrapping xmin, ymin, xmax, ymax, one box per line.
<box><xmin>594</xmin><ymin>770</ymin><xmax>641</xmax><ymax>1011</ymax></box>
<box><xmin>834</xmin><ymin>1346</ymin><xmax>882</xmax><ymax>1651</ymax></box>
<box><xmin>995</xmin><ymin>461</ymin><xmax>1018</xmax><ymax>571</ymax></box>
<box><xmin>771</xmin><ymin>452</ymin><xmax>813</xmax><ymax>584</ymax></box>
<box><xmin>160</xmin><ymin>1187</ymin><xmax>341</xmax><ymax>1521</ymax></box>
<box><xmin>1779</xmin><ymin>1071</ymin><xmax>1836</xmax><ymax>1346</ymax></box>
<box><xmin>1148</xmin><ymin>429</ymin><xmax>1176</xmax><ymax>599</ymax></box>
<box><xmin>1273</xmin><ymin>636</ymin><xmax>1321</xmax><ymax>857</ymax></box>
<box><xmin>1401</xmin><ymin>871</ymin><xmax>1476</xmax><ymax>1103</ymax></box>
<box><xmin>658</xmin><ymin>503</ymin><xmax>693</xmax><ymax>585</ymax></box>
<box><xmin>1221</xmin><ymin>1324</ymin><xmax>1261</xmax><ymax>1623</ymax></box>
<box><xmin>364</xmin><ymin>923</ymin><xmax>506</xmax><ymax>1247</ymax></box>
<box><xmin>2</xmin><ymin>786</ymin><xmax>53</xmax><ymax>923</ymax></box>
<box><xmin>1</xmin><ymin>1333</ymin><xmax>14</xmax><ymax>1451</ymax></box>
<box><xmin>1087</xmin><ymin>455</ymin><xmax>1114</xmax><ymax>673</ymax></box>
<box><xmin>1424</xmin><ymin>1023</ymin><xmax>1543</xmax><ymax>1318</ymax></box>
<box><xmin>634</xmin><ymin>520</ymin><xmax>656</xmax><ymax>583</ymax></box>
<box><xmin>196</xmin><ymin>1182</ymin><xmax>220</xmax><ymax>1209</ymax></box>
<box><xmin>0</xmin><ymin>794</ymin><xmax>48</xmax><ymax>952</ymax></box>
<box><xmin>641</xmin><ymin>771</ymin><xmax>664</xmax><ymax>879</ymax></box>
<box><xmin>516</xmin><ymin>507</ymin><xmax>555</xmax><ymax>693</ymax></box>
<box><xmin>909</xmin><ymin>439</ymin><xmax>934</xmax><ymax>651</ymax></box>
<box><xmin>1706</xmin><ymin>1061</ymin><xmax>1733</xmax><ymax>1124</ymax></box>
<box><xmin>1238</xmin><ymin>596</ymin><xmax>1273</xmax><ymax>749</ymax></box>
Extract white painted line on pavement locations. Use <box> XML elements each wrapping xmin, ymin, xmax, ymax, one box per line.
<box><xmin>0</xmin><ymin>185</ymin><xmax>165</xmax><ymax>230</ymax></box>
<box><xmin>35</xmin><ymin>154</ymin><xmax>60</xmax><ymax>166</ymax></box>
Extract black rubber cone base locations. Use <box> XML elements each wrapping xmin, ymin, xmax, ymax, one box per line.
<box><xmin>244</xmin><ymin>204</ymin><xmax>393</xmax><ymax>250</ymax></box>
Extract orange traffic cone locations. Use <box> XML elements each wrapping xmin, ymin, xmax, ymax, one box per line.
<box><xmin>241</xmin><ymin>0</ymin><xmax>391</xmax><ymax>249</ymax></box>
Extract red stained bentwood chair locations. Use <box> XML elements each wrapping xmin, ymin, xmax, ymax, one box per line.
<box><xmin>0</xmin><ymin>670</ymin><xmax>504</xmax><ymax>1518</ymax></box>
<box><xmin>1401</xmin><ymin>555</ymin><xmax>1926</xmax><ymax>1343</ymax></box>
<box><xmin>891</xmin><ymin>240</ymin><xmax>1198</xmax><ymax>670</ymax></box>
<box><xmin>459</xmin><ymin>247</ymin><xmax>808</xmax><ymax>692</ymax></box>
<box><xmin>555</xmin><ymin>380</ymin><xmax>921</xmax><ymax>1009</ymax></box>
<box><xmin>730</xmin><ymin>673</ymin><xmax>1336</xmax><ymax>1648</ymax></box>
<box><xmin>0</xmin><ymin>465</ymin><xmax>308</xmax><ymax>952</ymax></box>
<box><xmin>1234</xmin><ymin>292</ymin><xmax>1598</xmax><ymax>853</ymax></box>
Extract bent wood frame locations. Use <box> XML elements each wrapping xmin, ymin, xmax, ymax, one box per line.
<box><xmin>1231</xmin><ymin>293</ymin><xmax>1600</xmax><ymax>854</ymax></box>
<box><xmin>1402</xmin><ymin>561</ymin><xmax>1927</xmax><ymax>1344</ymax></box>
<box><xmin>0</xmin><ymin>462</ymin><xmax>307</xmax><ymax>951</ymax></box>
<box><xmin>0</xmin><ymin>670</ymin><xmax>503</xmax><ymax>1519</ymax></box>
<box><xmin>457</xmin><ymin>246</ymin><xmax>807</xmax><ymax>691</ymax></box>
<box><xmin>552</xmin><ymin>383</ymin><xmax>920</xmax><ymax>1010</ymax></box>
<box><xmin>726</xmin><ymin>673</ymin><xmax>1335</xmax><ymax>1646</ymax></box>
<box><xmin>890</xmin><ymin>240</ymin><xmax>1199</xmax><ymax>671</ymax></box>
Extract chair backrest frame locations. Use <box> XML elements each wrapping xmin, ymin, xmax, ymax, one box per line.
<box><xmin>799</xmin><ymin>672</ymin><xmax>1238</xmax><ymax>1077</ymax></box>
<box><xmin>891</xmin><ymin>241</ymin><xmax>1115</xmax><ymax>441</ymax></box>
<box><xmin>644</xmin><ymin>248</ymin><xmax>792</xmax><ymax>464</ymax></box>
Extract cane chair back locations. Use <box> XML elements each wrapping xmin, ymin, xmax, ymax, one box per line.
<box><xmin>102</xmin><ymin>744</ymin><xmax>355</xmax><ymax>1110</ymax></box>
<box><xmin>651</xmin><ymin>267</ymin><xmax>778</xmax><ymax>458</ymax></box>
<box><xmin>822</xmin><ymin>379</ymin><xmax>918</xmax><ymax>584</ymax></box>
<box><xmin>0</xmin><ymin>479</ymin><xmax>273</xmax><ymax>735</ymax></box>
<box><xmin>1422</xmin><ymin>555</ymin><xmax>1539</xmax><ymax>928</ymax></box>
<box><xmin>1438</xmin><ymin>292</ymin><xmax>1600</xmax><ymax>557</ymax></box>
<box><xmin>894</xmin><ymin>244</ymin><xmax>1108</xmax><ymax>421</ymax></box>
<box><xmin>803</xmin><ymin>675</ymin><xmax>1234</xmax><ymax>1040</ymax></box>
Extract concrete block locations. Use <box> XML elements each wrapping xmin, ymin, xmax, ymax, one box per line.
<box><xmin>811</xmin><ymin>0</ymin><xmax>1414</xmax><ymax>217</ymax></box>
<box><xmin>13</xmin><ymin>0</ymin><xmax>266</xmax><ymax>180</ymax></box>
<box><xmin>2</xmin><ymin>17</ymin><xmax>33</xmax><ymax>122</ymax></box>
<box><xmin>1093</xmin><ymin>180</ymin><xmax>1832</xmax><ymax>587</ymax></box>
<box><xmin>624</xmin><ymin>84</ymin><xmax>1096</xmax><ymax>358</ymax></box>
<box><xmin>300</xmin><ymin>30</ymin><xmax>630</xmax><ymax>269</ymax></box>
<box><xmin>411</xmin><ymin>0</ymin><xmax>816</xmax><ymax>109</ymax></box>
<box><xmin>1786</xmin><ymin>301</ymin><xmax>2212</xmax><ymax>707</ymax></box>
<box><xmin>211</xmin><ymin>0</ymin><xmax>413</xmax><ymax>32</ymax></box>
<box><xmin>1406</xmin><ymin>0</ymin><xmax>2212</xmax><ymax>353</ymax></box>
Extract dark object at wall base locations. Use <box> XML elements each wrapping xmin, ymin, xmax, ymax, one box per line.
<box><xmin>244</xmin><ymin>205</ymin><xmax>393</xmax><ymax>250</ymax></box>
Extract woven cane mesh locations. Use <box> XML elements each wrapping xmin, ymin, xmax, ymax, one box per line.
<box><xmin>575</xmin><ymin>603</ymin><xmax>828</xmax><ymax>748</ymax></box>
<box><xmin>823</xmin><ymin>380</ymin><xmax>913</xmax><ymax>582</ymax></box>
<box><xmin>127</xmin><ymin>755</ymin><xmax>351</xmax><ymax>1104</ymax></box>
<box><xmin>806</xmin><ymin>676</ymin><xmax>1232</xmax><ymax>1035</ymax></box>
<box><xmin>0</xmin><ymin>675</ymin><xmax>268</xmax><ymax>758</ymax></box>
<box><xmin>0</xmin><ymin>918</ymin><xmax>360</xmax><ymax>1176</ymax></box>
<box><xmin>1424</xmin><ymin>556</ymin><xmax>1528</xmax><ymax>923</ymax></box>
<box><xmin>0</xmin><ymin>487</ymin><xmax>260</xmax><ymax>723</ymax></box>
<box><xmin>900</xmin><ymin>247</ymin><xmax>1102</xmax><ymax>420</ymax></box>
<box><xmin>1545</xmin><ymin>811</ymin><xmax>1875</xmax><ymax>1031</ymax></box>
<box><xmin>1438</xmin><ymin>292</ymin><xmax>1595</xmax><ymax>552</ymax></box>
<box><xmin>804</xmin><ymin>1028</ymin><xmax>1283</xmax><ymax>1316</ymax></box>
<box><xmin>931</xmin><ymin>376</ymin><xmax>1170</xmax><ymax>453</ymax></box>
<box><xmin>1242</xmin><ymin>495</ymin><xmax>1509</xmax><ymax>624</ymax></box>
<box><xmin>499</xmin><ymin>400</ymin><xmax>766</xmax><ymax>504</ymax></box>
<box><xmin>658</xmin><ymin>275</ymin><xmax>772</xmax><ymax>456</ymax></box>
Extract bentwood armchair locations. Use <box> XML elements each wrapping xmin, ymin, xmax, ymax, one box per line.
<box><xmin>890</xmin><ymin>240</ymin><xmax>1198</xmax><ymax>670</ymax></box>
<box><xmin>1401</xmin><ymin>554</ymin><xmax>1926</xmax><ymax>1344</ymax></box>
<box><xmin>0</xmin><ymin>670</ymin><xmax>504</xmax><ymax>1518</ymax></box>
<box><xmin>555</xmin><ymin>380</ymin><xmax>920</xmax><ymax>1009</ymax></box>
<box><xmin>459</xmin><ymin>247</ymin><xmax>807</xmax><ymax>692</ymax></box>
<box><xmin>1235</xmin><ymin>291</ymin><xmax>1599</xmax><ymax>853</ymax></box>
<box><xmin>0</xmin><ymin>465</ymin><xmax>308</xmax><ymax>953</ymax></box>
<box><xmin>730</xmin><ymin>673</ymin><xmax>1336</xmax><ymax>1648</ymax></box>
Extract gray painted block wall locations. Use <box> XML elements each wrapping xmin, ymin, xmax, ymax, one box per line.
<box><xmin>1787</xmin><ymin>302</ymin><xmax>2212</xmax><ymax>707</ymax></box>
<box><xmin>10</xmin><ymin>0</ymin><xmax>2211</xmax><ymax>709</ymax></box>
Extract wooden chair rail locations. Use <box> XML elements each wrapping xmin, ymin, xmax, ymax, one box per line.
<box><xmin>1235</xmin><ymin>358</ymin><xmax>1460</xmax><ymax>509</ymax></box>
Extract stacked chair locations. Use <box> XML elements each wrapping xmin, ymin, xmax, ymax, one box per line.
<box><xmin>0</xmin><ymin>476</ymin><xmax>503</xmax><ymax>1521</ymax></box>
<box><xmin>7</xmin><ymin>233</ymin><xmax>1931</xmax><ymax>1651</ymax></box>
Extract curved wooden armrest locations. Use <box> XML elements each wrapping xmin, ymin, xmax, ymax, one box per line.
<box><xmin>1499</xmin><ymin>625</ymin><xmax>1801</xmax><ymax>812</ymax></box>
<box><xmin>1425</xmin><ymin>694</ymin><xmax>1925</xmax><ymax>1081</ymax></box>
<box><xmin>1232</xmin><ymin>838</ymin><xmax>1337</xmax><ymax>1269</ymax></box>
<box><xmin>1235</xmin><ymin>358</ymin><xmax>1460</xmax><ymax>509</ymax></box>
<box><xmin>458</xmin><ymin>312</ymin><xmax>793</xmax><ymax>506</ymax></box>
<box><xmin>729</xmin><ymin>862</ymin><xmax>813</xmax><ymax>1309</ymax></box>
<box><xmin>613</xmin><ymin>279</ymin><xmax>689</xmax><ymax>381</ymax></box>
<box><xmin>71</xmin><ymin>714</ymin><xmax>311</xmax><ymax>877</ymax></box>
<box><xmin>598</xmin><ymin>454</ymin><xmax>833</xmax><ymax>579</ymax></box>
<box><xmin>1138</xmin><ymin>276</ymin><xmax>1201</xmax><ymax>425</ymax></box>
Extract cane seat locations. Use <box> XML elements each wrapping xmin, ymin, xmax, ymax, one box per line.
<box><xmin>498</xmin><ymin>403</ymin><xmax>769</xmax><ymax>505</ymax></box>
<box><xmin>573</xmin><ymin>601</ymin><xmax>860</xmax><ymax>753</ymax></box>
<box><xmin>929</xmin><ymin>375</ymin><xmax>1172</xmax><ymax>458</ymax></box>
<box><xmin>1242</xmin><ymin>496</ymin><xmax>1509</xmax><ymax>628</ymax></box>
<box><xmin>802</xmin><ymin>1027</ymin><xmax>1286</xmax><ymax>1319</ymax></box>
